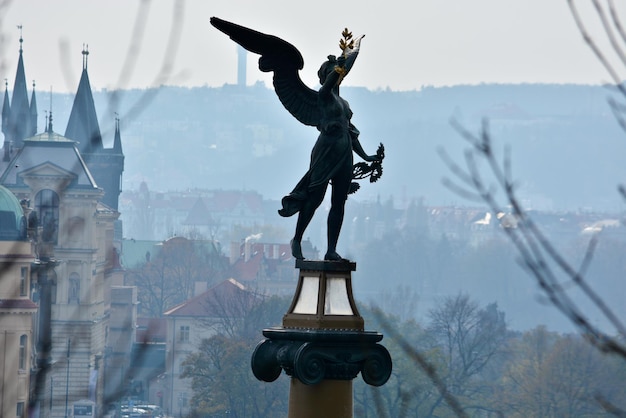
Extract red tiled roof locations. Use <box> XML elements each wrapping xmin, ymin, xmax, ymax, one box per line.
<box><xmin>232</xmin><ymin>251</ymin><xmax>264</xmax><ymax>281</ymax></box>
<box><xmin>163</xmin><ymin>278</ymin><xmax>257</xmax><ymax>317</ymax></box>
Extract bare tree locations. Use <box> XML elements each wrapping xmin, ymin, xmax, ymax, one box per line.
<box><xmin>127</xmin><ymin>236</ymin><xmax>228</xmax><ymax>317</ymax></box>
<box><xmin>197</xmin><ymin>279</ymin><xmax>262</xmax><ymax>339</ymax></box>
<box><xmin>426</xmin><ymin>294</ymin><xmax>508</xmax><ymax>416</ymax></box>
<box><xmin>439</xmin><ymin>1</ymin><xmax>626</xmax><ymax>414</ymax></box>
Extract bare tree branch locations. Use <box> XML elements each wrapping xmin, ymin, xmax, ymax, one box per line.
<box><xmin>374</xmin><ymin>307</ymin><xmax>470</xmax><ymax>418</ymax></box>
<box><xmin>443</xmin><ymin>119</ymin><xmax>626</xmax><ymax>358</ymax></box>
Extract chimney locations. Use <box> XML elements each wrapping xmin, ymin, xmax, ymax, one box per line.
<box><xmin>244</xmin><ymin>238</ymin><xmax>252</xmax><ymax>262</ymax></box>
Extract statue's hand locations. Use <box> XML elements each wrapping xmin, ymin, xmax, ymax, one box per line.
<box><xmin>337</xmin><ymin>54</ymin><xmax>347</xmax><ymax>68</ymax></box>
<box><xmin>365</xmin><ymin>144</ymin><xmax>385</xmax><ymax>162</ymax></box>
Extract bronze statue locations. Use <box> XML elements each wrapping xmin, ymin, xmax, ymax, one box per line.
<box><xmin>211</xmin><ymin>18</ymin><xmax>384</xmax><ymax>261</ymax></box>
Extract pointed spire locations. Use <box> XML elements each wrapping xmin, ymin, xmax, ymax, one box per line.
<box><xmin>113</xmin><ymin>113</ymin><xmax>123</xmax><ymax>154</ymax></box>
<box><xmin>65</xmin><ymin>44</ymin><xmax>103</xmax><ymax>154</ymax></box>
<box><xmin>2</xmin><ymin>80</ymin><xmax>9</xmax><ymax>136</ymax></box>
<box><xmin>8</xmin><ymin>26</ymin><xmax>32</xmax><ymax>146</ymax></box>
<box><xmin>2</xmin><ymin>80</ymin><xmax>10</xmax><ymax>162</ymax></box>
<box><xmin>29</xmin><ymin>80</ymin><xmax>37</xmax><ymax>136</ymax></box>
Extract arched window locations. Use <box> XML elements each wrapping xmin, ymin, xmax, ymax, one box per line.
<box><xmin>69</xmin><ymin>272</ymin><xmax>80</xmax><ymax>304</ymax></box>
<box><xmin>19</xmin><ymin>334</ymin><xmax>27</xmax><ymax>370</ymax></box>
<box><xmin>35</xmin><ymin>189</ymin><xmax>59</xmax><ymax>244</ymax></box>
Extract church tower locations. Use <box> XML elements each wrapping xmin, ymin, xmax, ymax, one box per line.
<box><xmin>0</xmin><ymin>32</ymin><xmax>126</xmax><ymax>415</ymax></box>
<box><xmin>64</xmin><ymin>46</ymin><xmax>125</xmax><ymax>211</ymax></box>
<box><xmin>1</xmin><ymin>28</ymin><xmax>37</xmax><ymax>162</ymax></box>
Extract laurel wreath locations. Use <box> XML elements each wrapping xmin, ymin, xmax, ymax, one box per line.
<box><xmin>349</xmin><ymin>143</ymin><xmax>385</xmax><ymax>194</ymax></box>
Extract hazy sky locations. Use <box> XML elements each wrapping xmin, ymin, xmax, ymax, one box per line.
<box><xmin>0</xmin><ymin>0</ymin><xmax>618</xmax><ymax>93</ymax></box>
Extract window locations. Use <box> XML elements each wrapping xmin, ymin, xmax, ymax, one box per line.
<box><xmin>20</xmin><ymin>267</ymin><xmax>28</xmax><ymax>296</ymax></box>
<box><xmin>19</xmin><ymin>335</ymin><xmax>27</xmax><ymax>370</ymax></box>
<box><xmin>16</xmin><ymin>401</ymin><xmax>25</xmax><ymax>418</ymax></box>
<box><xmin>179</xmin><ymin>325</ymin><xmax>190</xmax><ymax>343</ymax></box>
<box><xmin>68</xmin><ymin>273</ymin><xmax>80</xmax><ymax>304</ymax></box>
<box><xmin>35</xmin><ymin>189</ymin><xmax>59</xmax><ymax>244</ymax></box>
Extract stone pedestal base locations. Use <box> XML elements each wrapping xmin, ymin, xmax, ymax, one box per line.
<box><xmin>288</xmin><ymin>379</ymin><xmax>352</xmax><ymax>418</ymax></box>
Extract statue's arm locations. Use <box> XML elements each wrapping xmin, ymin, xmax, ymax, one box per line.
<box><xmin>318</xmin><ymin>69</ymin><xmax>342</xmax><ymax>98</ymax></box>
<box><xmin>350</xmin><ymin>124</ymin><xmax>379</xmax><ymax>162</ymax></box>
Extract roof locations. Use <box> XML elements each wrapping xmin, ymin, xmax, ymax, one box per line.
<box><xmin>232</xmin><ymin>251</ymin><xmax>264</xmax><ymax>281</ymax></box>
<box><xmin>64</xmin><ymin>66</ymin><xmax>103</xmax><ymax>154</ymax></box>
<box><xmin>183</xmin><ymin>197</ymin><xmax>214</xmax><ymax>225</ymax></box>
<box><xmin>231</xmin><ymin>241</ymin><xmax>292</xmax><ymax>281</ymax></box>
<box><xmin>0</xmin><ymin>137</ymin><xmax>98</xmax><ymax>189</ymax></box>
<box><xmin>7</xmin><ymin>43</ymin><xmax>33</xmax><ymax>145</ymax></box>
<box><xmin>163</xmin><ymin>278</ymin><xmax>256</xmax><ymax>317</ymax></box>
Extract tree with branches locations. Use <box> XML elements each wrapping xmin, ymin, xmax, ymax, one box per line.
<box><xmin>127</xmin><ymin>236</ymin><xmax>229</xmax><ymax>317</ymax></box>
<box><xmin>438</xmin><ymin>1</ymin><xmax>626</xmax><ymax>414</ymax></box>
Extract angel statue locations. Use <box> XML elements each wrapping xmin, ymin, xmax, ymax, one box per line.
<box><xmin>211</xmin><ymin>17</ymin><xmax>384</xmax><ymax>261</ymax></box>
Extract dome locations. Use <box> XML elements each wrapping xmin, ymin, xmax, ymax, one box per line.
<box><xmin>0</xmin><ymin>185</ymin><xmax>26</xmax><ymax>241</ymax></box>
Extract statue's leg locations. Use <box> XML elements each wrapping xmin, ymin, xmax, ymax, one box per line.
<box><xmin>292</xmin><ymin>185</ymin><xmax>327</xmax><ymax>259</ymax></box>
<box><xmin>325</xmin><ymin>170</ymin><xmax>351</xmax><ymax>261</ymax></box>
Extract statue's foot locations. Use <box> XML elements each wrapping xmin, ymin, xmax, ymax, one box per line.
<box><xmin>291</xmin><ymin>239</ymin><xmax>304</xmax><ymax>260</ymax></box>
<box><xmin>324</xmin><ymin>251</ymin><xmax>349</xmax><ymax>262</ymax></box>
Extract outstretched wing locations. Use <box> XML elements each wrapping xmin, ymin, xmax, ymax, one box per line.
<box><xmin>210</xmin><ymin>17</ymin><xmax>320</xmax><ymax>127</ymax></box>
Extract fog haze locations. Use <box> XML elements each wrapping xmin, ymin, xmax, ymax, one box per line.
<box><xmin>41</xmin><ymin>82</ymin><xmax>626</xmax><ymax>333</ymax></box>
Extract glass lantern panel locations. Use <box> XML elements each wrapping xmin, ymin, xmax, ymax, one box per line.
<box><xmin>324</xmin><ymin>277</ymin><xmax>354</xmax><ymax>315</ymax></box>
<box><xmin>292</xmin><ymin>276</ymin><xmax>319</xmax><ymax>314</ymax></box>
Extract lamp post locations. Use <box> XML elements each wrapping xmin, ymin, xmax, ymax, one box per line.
<box><xmin>251</xmin><ymin>260</ymin><xmax>392</xmax><ymax>418</ymax></box>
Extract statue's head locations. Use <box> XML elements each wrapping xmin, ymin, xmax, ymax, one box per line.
<box><xmin>318</xmin><ymin>55</ymin><xmax>337</xmax><ymax>84</ymax></box>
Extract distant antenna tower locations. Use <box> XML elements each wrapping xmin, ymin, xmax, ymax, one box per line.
<box><xmin>237</xmin><ymin>45</ymin><xmax>247</xmax><ymax>87</ymax></box>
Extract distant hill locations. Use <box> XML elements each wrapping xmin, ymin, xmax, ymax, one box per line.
<box><xmin>42</xmin><ymin>82</ymin><xmax>626</xmax><ymax>211</ymax></box>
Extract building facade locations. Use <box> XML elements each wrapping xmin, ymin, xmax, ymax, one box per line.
<box><xmin>161</xmin><ymin>279</ymin><xmax>255</xmax><ymax>416</ymax></box>
<box><xmin>0</xmin><ymin>34</ymin><xmax>125</xmax><ymax>417</ymax></box>
<box><xmin>0</xmin><ymin>185</ymin><xmax>37</xmax><ymax>418</ymax></box>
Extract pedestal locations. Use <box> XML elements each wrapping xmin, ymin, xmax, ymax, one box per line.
<box><xmin>250</xmin><ymin>260</ymin><xmax>392</xmax><ymax>418</ymax></box>
<box><xmin>289</xmin><ymin>379</ymin><xmax>352</xmax><ymax>418</ymax></box>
